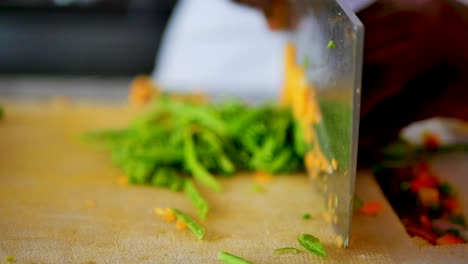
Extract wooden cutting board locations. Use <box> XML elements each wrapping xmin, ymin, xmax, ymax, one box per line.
<box><xmin>0</xmin><ymin>100</ymin><xmax>466</xmax><ymax>264</ymax></box>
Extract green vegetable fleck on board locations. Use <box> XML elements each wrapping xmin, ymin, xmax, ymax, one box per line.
<box><xmin>327</xmin><ymin>40</ymin><xmax>336</xmax><ymax>49</ymax></box>
<box><xmin>302</xmin><ymin>213</ymin><xmax>312</xmax><ymax>220</ymax></box>
<box><xmin>5</xmin><ymin>256</ymin><xmax>14</xmax><ymax>262</ymax></box>
<box><xmin>298</xmin><ymin>234</ymin><xmax>327</xmax><ymax>257</ymax></box>
<box><xmin>171</xmin><ymin>208</ymin><xmax>205</xmax><ymax>240</ymax></box>
<box><xmin>273</xmin><ymin>247</ymin><xmax>300</xmax><ymax>254</ymax></box>
<box><xmin>217</xmin><ymin>251</ymin><xmax>253</xmax><ymax>264</ymax></box>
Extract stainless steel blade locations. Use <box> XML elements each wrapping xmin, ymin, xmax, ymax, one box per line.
<box><xmin>290</xmin><ymin>0</ymin><xmax>364</xmax><ymax>248</ymax></box>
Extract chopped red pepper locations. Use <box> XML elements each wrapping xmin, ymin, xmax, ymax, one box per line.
<box><xmin>406</xmin><ymin>225</ymin><xmax>438</xmax><ymax>245</ymax></box>
<box><xmin>436</xmin><ymin>234</ymin><xmax>465</xmax><ymax>245</ymax></box>
<box><xmin>410</xmin><ymin>174</ymin><xmax>439</xmax><ymax>193</ymax></box>
<box><xmin>443</xmin><ymin>198</ymin><xmax>459</xmax><ymax>212</ymax></box>
<box><xmin>420</xmin><ymin>215</ymin><xmax>432</xmax><ymax>229</ymax></box>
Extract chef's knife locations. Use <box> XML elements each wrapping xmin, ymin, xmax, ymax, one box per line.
<box><xmin>289</xmin><ymin>0</ymin><xmax>364</xmax><ymax>248</ymax></box>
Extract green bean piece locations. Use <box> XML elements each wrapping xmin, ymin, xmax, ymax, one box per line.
<box><xmin>0</xmin><ymin>105</ymin><xmax>4</xmax><ymax>120</ymax></box>
<box><xmin>171</xmin><ymin>208</ymin><xmax>205</xmax><ymax>240</ymax></box>
<box><xmin>217</xmin><ymin>251</ymin><xmax>253</xmax><ymax>264</ymax></box>
<box><xmin>302</xmin><ymin>213</ymin><xmax>312</xmax><ymax>220</ymax></box>
<box><xmin>297</xmin><ymin>234</ymin><xmax>326</xmax><ymax>258</ymax></box>
<box><xmin>273</xmin><ymin>247</ymin><xmax>300</xmax><ymax>254</ymax></box>
<box><xmin>199</xmin><ymin>129</ymin><xmax>235</xmax><ymax>175</ymax></box>
<box><xmin>184</xmin><ymin>130</ymin><xmax>222</xmax><ymax>192</ymax></box>
<box><xmin>151</xmin><ymin>168</ymin><xmax>185</xmax><ymax>192</ymax></box>
<box><xmin>269</xmin><ymin>149</ymin><xmax>293</xmax><ymax>173</ymax></box>
<box><xmin>5</xmin><ymin>256</ymin><xmax>14</xmax><ymax>262</ymax></box>
<box><xmin>123</xmin><ymin>159</ymin><xmax>155</xmax><ymax>184</ymax></box>
<box><xmin>293</xmin><ymin>120</ymin><xmax>308</xmax><ymax>156</ymax></box>
<box><xmin>184</xmin><ymin>180</ymin><xmax>209</xmax><ymax>220</ymax></box>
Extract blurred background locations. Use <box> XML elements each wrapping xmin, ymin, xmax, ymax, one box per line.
<box><xmin>0</xmin><ymin>0</ymin><xmax>177</xmax><ymax>76</ymax></box>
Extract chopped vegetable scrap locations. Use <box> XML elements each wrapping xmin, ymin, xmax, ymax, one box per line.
<box><xmin>297</xmin><ymin>234</ymin><xmax>327</xmax><ymax>258</ymax></box>
<box><xmin>273</xmin><ymin>247</ymin><xmax>300</xmax><ymax>254</ymax></box>
<box><xmin>353</xmin><ymin>195</ymin><xmax>363</xmax><ymax>210</ymax></box>
<box><xmin>302</xmin><ymin>213</ymin><xmax>312</xmax><ymax>220</ymax></box>
<box><xmin>436</xmin><ymin>234</ymin><xmax>465</xmax><ymax>245</ymax></box>
<box><xmin>117</xmin><ymin>176</ymin><xmax>128</xmax><ymax>186</ymax></box>
<box><xmin>171</xmin><ymin>208</ymin><xmax>205</xmax><ymax>240</ymax></box>
<box><xmin>327</xmin><ymin>40</ymin><xmax>336</xmax><ymax>49</ymax></box>
<box><xmin>217</xmin><ymin>251</ymin><xmax>253</xmax><ymax>264</ymax></box>
<box><xmin>0</xmin><ymin>105</ymin><xmax>4</xmax><ymax>120</ymax></box>
<box><xmin>253</xmin><ymin>171</ymin><xmax>273</xmax><ymax>184</ymax></box>
<box><xmin>374</xmin><ymin>140</ymin><xmax>467</xmax><ymax>245</ymax></box>
<box><xmin>5</xmin><ymin>256</ymin><xmax>14</xmax><ymax>263</ymax></box>
<box><xmin>129</xmin><ymin>75</ymin><xmax>159</xmax><ymax>106</ymax></box>
<box><xmin>359</xmin><ymin>201</ymin><xmax>384</xmax><ymax>216</ymax></box>
<box><xmin>155</xmin><ymin>208</ymin><xmax>205</xmax><ymax>240</ymax></box>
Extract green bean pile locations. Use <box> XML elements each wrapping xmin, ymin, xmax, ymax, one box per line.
<box><xmin>84</xmin><ymin>95</ymin><xmax>309</xmax><ymax>218</ymax></box>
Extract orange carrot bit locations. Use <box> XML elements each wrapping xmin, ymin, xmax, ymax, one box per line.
<box><xmin>359</xmin><ymin>201</ymin><xmax>384</xmax><ymax>216</ymax></box>
<box><xmin>154</xmin><ymin>208</ymin><xmax>176</xmax><ymax>223</ymax></box>
<box><xmin>153</xmin><ymin>208</ymin><xmax>166</xmax><ymax>216</ymax></box>
<box><xmin>254</xmin><ymin>171</ymin><xmax>273</xmax><ymax>184</ymax></box>
<box><xmin>322</xmin><ymin>211</ymin><xmax>332</xmax><ymax>222</ymax></box>
<box><xmin>175</xmin><ymin>219</ymin><xmax>187</xmax><ymax>230</ymax></box>
<box><xmin>436</xmin><ymin>234</ymin><xmax>465</xmax><ymax>245</ymax></box>
<box><xmin>117</xmin><ymin>176</ymin><xmax>128</xmax><ymax>186</ymax></box>
<box><xmin>129</xmin><ymin>75</ymin><xmax>158</xmax><ymax>106</ymax></box>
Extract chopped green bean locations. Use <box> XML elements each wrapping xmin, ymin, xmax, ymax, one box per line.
<box><xmin>184</xmin><ymin>130</ymin><xmax>222</xmax><ymax>192</ymax></box>
<box><xmin>217</xmin><ymin>251</ymin><xmax>253</xmax><ymax>264</ymax></box>
<box><xmin>297</xmin><ymin>234</ymin><xmax>326</xmax><ymax>257</ymax></box>
<box><xmin>273</xmin><ymin>247</ymin><xmax>300</xmax><ymax>254</ymax></box>
<box><xmin>327</xmin><ymin>40</ymin><xmax>336</xmax><ymax>49</ymax></box>
<box><xmin>184</xmin><ymin>180</ymin><xmax>209</xmax><ymax>220</ymax></box>
<box><xmin>171</xmin><ymin>208</ymin><xmax>205</xmax><ymax>240</ymax></box>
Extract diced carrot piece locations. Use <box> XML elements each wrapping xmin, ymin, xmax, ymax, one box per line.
<box><xmin>436</xmin><ymin>234</ymin><xmax>465</xmax><ymax>245</ymax></box>
<box><xmin>254</xmin><ymin>171</ymin><xmax>273</xmax><ymax>183</ymax></box>
<box><xmin>359</xmin><ymin>201</ymin><xmax>384</xmax><ymax>216</ymax></box>
<box><xmin>117</xmin><ymin>176</ymin><xmax>128</xmax><ymax>186</ymax></box>
<box><xmin>175</xmin><ymin>219</ymin><xmax>187</xmax><ymax>230</ymax></box>
<box><xmin>163</xmin><ymin>210</ymin><xmax>176</xmax><ymax>222</ymax></box>
<box><xmin>129</xmin><ymin>75</ymin><xmax>158</xmax><ymax>106</ymax></box>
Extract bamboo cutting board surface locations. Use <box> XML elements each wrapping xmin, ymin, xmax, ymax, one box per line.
<box><xmin>0</xmin><ymin>100</ymin><xmax>466</xmax><ymax>264</ymax></box>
